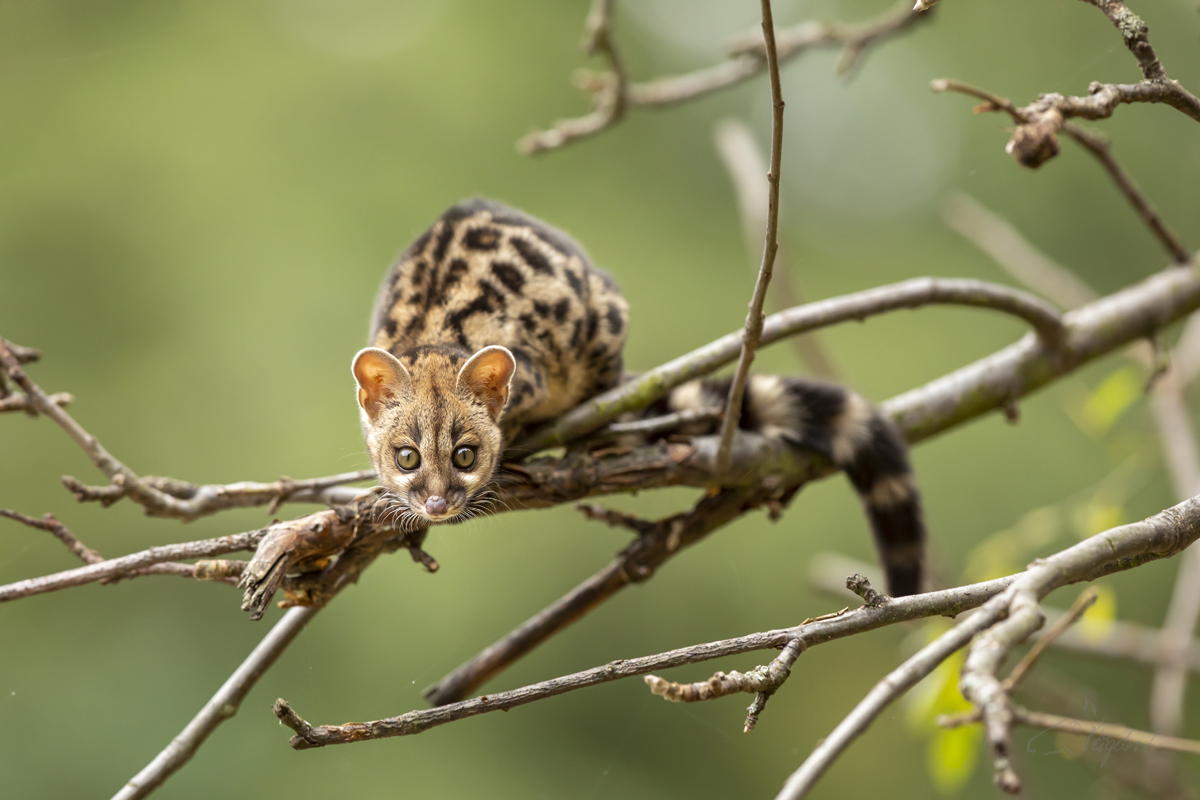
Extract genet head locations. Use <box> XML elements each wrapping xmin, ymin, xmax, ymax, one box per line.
<box><xmin>351</xmin><ymin>344</ymin><xmax>515</xmax><ymax>524</ymax></box>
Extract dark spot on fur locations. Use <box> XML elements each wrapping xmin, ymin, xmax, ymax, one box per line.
<box><xmin>554</xmin><ymin>298</ymin><xmax>570</xmax><ymax>322</ymax></box>
<box><xmin>511</xmin><ymin>236</ymin><xmax>554</xmax><ymax>275</ymax></box>
<box><xmin>569</xmin><ymin>319</ymin><xmax>583</xmax><ymax>350</ymax></box>
<box><xmin>464</xmin><ymin>227</ymin><xmax>501</xmax><ymax>251</ymax></box>
<box><xmin>403</xmin><ymin>315</ymin><xmax>425</xmax><ymax>337</ymax></box>
<box><xmin>408</xmin><ymin>293</ymin><xmax>423</xmax><ymax>305</ymax></box>
<box><xmin>432</xmin><ymin>224</ymin><xmax>456</xmax><ymax>265</ymax></box>
<box><xmin>491</xmin><ymin>261</ymin><xmax>526</xmax><ymax>294</ymax></box>
<box><xmin>533</xmin><ymin>300</ymin><xmax>551</xmax><ymax>318</ymax></box>
<box><xmin>606</xmin><ymin>304</ymin><xmax>624</xmax><ymax>335</ymax></box>
<box><xmin>519</xmin><ymin>313</ymin><xmax>538</xmax><ymax>332</ymax></box>
<box><xmin>564</xmin><ymin>268</ymin><xmax>585</xmax><ymax>298</ymax></box>
<box><xmin>411</xmin><ymin>260</ymin><xmax>427</xmax><ymax>286</ymax></box>
<box><xmin>585</xmin><ymin>310</ymin><xmax>598</xmax><ymax>342</ymax></box>
<box><xmin>383</xmin><ymin>317</ymin><xmax>398</xmax><ymax>337</ymax></box>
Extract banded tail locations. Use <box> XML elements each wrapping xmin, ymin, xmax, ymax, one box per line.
<box><xmin>650</xmin><ymin>375</ymin><xmax>927</xmax><ymax>596</ymax></box>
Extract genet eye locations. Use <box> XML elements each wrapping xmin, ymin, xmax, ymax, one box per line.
<box><xmin>395</xmin><ymin>446</ymin><xmax>421</xmax><ymax>471</ymax></box>
<box><xmin>452</xmin><ymin>445</ymin><xmax>477</xmax><ymax>470</ymax></box>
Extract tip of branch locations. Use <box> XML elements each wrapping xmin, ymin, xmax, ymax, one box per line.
<box><xmin>930</xmin><ymin>79</ymin><xmax>949</xmax><ymax>93</ymax></box>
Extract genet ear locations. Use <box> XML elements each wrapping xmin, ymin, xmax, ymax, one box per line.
<box><xmin>351</xmin><ymin>348</ymin><xmax>410</xmax><ymax>421</ymax></box>
<box><xmin>456</xmin><ymin>345</ymin><xmax>516</xmax><ymax>421</ymax></box>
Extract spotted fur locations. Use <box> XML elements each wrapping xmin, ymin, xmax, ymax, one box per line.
<box><xmin>356</xmin><ymin>199</ymin><xmax>628</xmax><ymax>525</ymax></box>
<box><xmin>645</xmin><ymin>375</ymin><xmax>927</xmax><ymax>596</ymax></box>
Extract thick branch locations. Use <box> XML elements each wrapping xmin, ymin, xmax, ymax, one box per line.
<box><xmin>516</xmin><ymin>277</ymin><xmax>1066</xmax><ymax>454</ymax></box>
<box><xmin>428</xmin><ymin>263</ymin><xmax>1200</xmax><ymax>704</ymax></box>
<box><xmin>287</xmin><ymin>482</ymin><xmax>1200</xmax><ymax>753</ymax></box>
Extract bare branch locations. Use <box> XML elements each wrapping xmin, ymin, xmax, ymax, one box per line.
<box><xmin>0</xmin><ymin>527</ymin><xmax>266</xmax><ymax>602</ymax></box>
<box><xmin>523</xmin><ymin>1</ymin><xmax>929</xmax><ymax>154</ymax></box>
<box><xmin>1003</xmin><ymin>587</ymin><xmax>1099</xmax><ymax>691</ymax></box>
<box><xmin>715</xmin><ymin>118</ymin><xmax>837</xmax><ymax>378</ymax></box>
<box><xmin>517</xmin><ymin>0</ymin><xmax>628</xmax><ymax>154</ymax></box>
<box><xmin>939</xmin><ymin>704</ymin><xmax>1200</xmax><ymax>760</ymax></box>
<box><xmin>113</xmin><ymin>606</ymin><xmax>318</xmax><ymax>800</ymax></box>
<box><xmin>0</xmin><ymin>509</ymin><xmax>102</xmax><ymax>564</ymax></box>
<box><xmin>783</xmin><ymin>493</ymin><xmax>1200</xmax><ymax>797</ymax></box>
<box><xmin>934</xmin><ymin>83</ymin><xmax>1191</xmax><ymax>263</ymax></box>
<box><xmin>776</xmin><ymin>600</ymin><xmax>1006</xmax><ymax>799</ymax></box>
<box><xmin>0</xmin><ymin>391</ymin><xmax>73</xmax><ymax>414</ymax></box>
<box><xmin>62</xmin><ymin>470</ymin><xmax>376</xmax><ymax>518</ymax></box>
<box><xmin>644</xmin><ymin>637</ymin><xmax>805</xmax><ymax>733</ymax></box>
<box><xmin>597</xmin><ymin>407</ymin><xmax>721</xmax><ymax>438</ymax></box>
<box><xmin>432</xmin><ymin>263</ymin><xmax>1200</xmax><ymax>703</ymax></box>
<box><xmin>424</xmin><ymin>486</ymin><xmax>770</xmax><ymax>705</ymax></box>
<box><xmin>811</xmin><ymin>552</ymin><xmax>1200</xmax><ymax>671</ymax></box>
<box><xmin>279</xmin><ymin>575</ymin><xmax>1017</xmax><ymax>749</ymax></box>
<box><xmin>715</xmin><ymin>0</ymin><xmax>785</xmax><ymax>476</ymax></box>
<box><xmin>516</xmin><ymin>277</ymin><xmax>1067</xmax><ymax>453</ymax></box>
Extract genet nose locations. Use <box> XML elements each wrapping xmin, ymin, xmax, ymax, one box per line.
<box><xmin>425</xmin><ymin>495</ymin><xmax>448</xmax><ymax>516</ymax></box>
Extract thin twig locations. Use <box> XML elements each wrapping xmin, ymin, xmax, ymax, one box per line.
<box><xmin>0</xmin><ymin>391</ymin><xmax>73</xmax><ymax>414</ymax></box>
<box><xmin>1003</xmin><ymin>587</ymin><xmax>1099</xmax><ymax>691</ymax></box>
<box><xmin>943</xmin><ymin>194</ymin><xmax>1097</xmax><ymax>309</ymax></box>
<box><xmin>517</xmin><ymin>0</ymin><xmax>627</xmax><ymax>154</ymax></box>
<box><xmin>0</xmin><ymin>509</ymin><xmax>102</xmax><ymax>564</ymax></box>
<box><xmin>781</xmin><ymin>493</ymin><xmax>1200</xmax><ymax>798</ymax></box>
<box><xmin>62</xmin><ymin>470</ymin><xmax>377</xmax><ymax>518</ymax></box>
<box><xmin>938</xmin><ymin>704</ymin><xmax>1200</xmax><ymax>760</ymax></box>
<box><xmin>345</xmin><ymin>493</ymin><xmax>1200</xmax><ymax>753</ymax></box>
<box><xmin>112</xmin><ymin>606</ymin><xmax>318</xmax><ymax>800</ymax></box>
<box><xmin>0</xmin><ymin>528</ymin><xmax>266</xmax><ymax>602</ymax></box>
<box><xmin>515</xmin><ymin>276</ymin><xmax>1067</xmax><ymax>453</ymax></box>
<box><xmin>776</xmin><ymin>602</ymin><xmax>1006</xmax><ymax>799</ymax></box>
<box><xmin>715</xmin><ymin>0</ymin><xmax>785</xmax><ymax>477</ymax></box>
<box><xmin>524</xmin><ymin>1</ymin><xmax>929</xmax><ymax>153</ymax></box>
<box><xmin>643</xmin><ymin>637</ymin><xmax>805</xmax><ymax>734</ymax></box>
<box><xmin>597</xmin><ymin>407</ymin><xmax>722</xmax><ymax>438</ymax></box>
<box><xmin>714</xmin><ymin>118</ymin><xmax>838</xmax><ymax>379</ymax></box>
<box><xmin>933</xmin><ymin>81</ymin><xmax>1191</xmax><ymax>263</ymax></box>
<box><xmin>0</xmin><ymin>337</ymin><xmax>374</xmax><ymax>521</ymax></box>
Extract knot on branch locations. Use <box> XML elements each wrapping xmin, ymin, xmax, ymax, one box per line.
<box><xmin>1006</xmin><ymin>106</ymin><xmax>1063</xmax><ymax>169</ymax></box>
<box><xmin>846</xmin><ymin>573</ymin><xmax>887</xmax><ymax>607</ymax></box>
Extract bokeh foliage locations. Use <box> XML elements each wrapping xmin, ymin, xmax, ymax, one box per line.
<box><xmin>2</xmin><ymin>1</ymin><xmax>1200</xmax><ymax>797</ymax></box>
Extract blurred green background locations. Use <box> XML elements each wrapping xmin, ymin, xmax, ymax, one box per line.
<box><xmin>3</xmin><ymin>0</ymin><xmax>1200</xmax><ymax>797</ymax></box>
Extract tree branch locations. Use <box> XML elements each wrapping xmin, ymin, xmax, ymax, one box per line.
<box><xmin>517</xmin><ymin>0</ymin><xmax>627</xmax><ymax>154</ymax></box>
<box><xmin>715</xmin><ymin>0</ymin><xmax>785</xmax><ymax>476</ymax></box>
<box><xmin>0</xmin><ymin>527</ymin><xmax>266</xmax><ymax>602</ymax></box>
<box><xmin>715</xmin><ymin>118</ymin><xmax>838</xmax><ymax>379</ymax></box>
<box><xmin>112</xmin><ymin>606</ymin><xmax>319</xmax><ymax>800</ymax></box>
<box><xmin>521</xmin><ymin>1</ymin><xmax>930</xmax><ymax>154</ymax></box>
<box><xmin>934</xmin><ymin>82</ymin><xmax>1190</xmax><ymax>263</ymax></box>
<box><xmin>780</xmin><ymin>492</ymin><xmax>1200</xmax><ymax>797</ymax></box>
<box><xmin>515</xmin><ymin>276</ymin><xmax>1067</xmax><ymax>454</ymax></box>
<box><xmin>278</xmin><ymin>575</ymin><xmax>1016</xmax><ymax>749</ymax></box>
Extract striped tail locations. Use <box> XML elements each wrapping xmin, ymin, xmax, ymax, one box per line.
<box><xmin>652</xmin><ymin>375</ymin><xmax>927</xmax><ymax>596</ymax></box>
